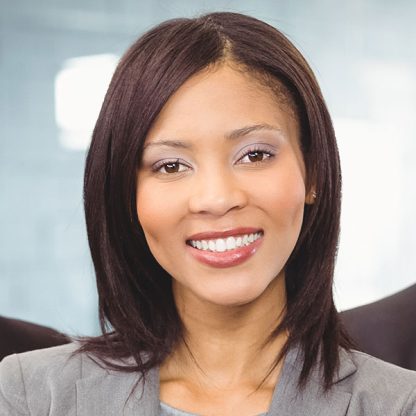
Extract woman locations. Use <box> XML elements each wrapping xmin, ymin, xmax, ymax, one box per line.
<box><xmin>1</xmin><ymin>12</ymin><xmax>415</xmax><ymax>416</ymax></box>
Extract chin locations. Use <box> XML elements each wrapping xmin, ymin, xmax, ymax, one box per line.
<box><xmin>199</xmin><ymin>280</ymin><xmax>270</xmax><ymax>307</ymax></box>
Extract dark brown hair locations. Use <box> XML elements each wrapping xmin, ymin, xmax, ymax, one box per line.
<box><xmin>81</xmin><ymin>11</ymin><xmax>352</xmax><ymax>390</ymax></box>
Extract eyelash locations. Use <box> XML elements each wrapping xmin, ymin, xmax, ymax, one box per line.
<box><xmin>236</xmin><ymin>145</ymin><xmax>276</xmax><ymax>165</ymax></box>
<box><xmin>151</xmin><ymin>146</ymin><xmax>276</xmax><ymax>175</ymax></box>
<box><xmin>151</xmin><ymin>158</ymin><xmax>190</xmax><ymax>174</ymax></box>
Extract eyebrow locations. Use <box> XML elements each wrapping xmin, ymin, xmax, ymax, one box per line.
<box><xmin>143</xmin><ymin>123</ymin><xmax>283</xmax><ymax>150</ymax></box>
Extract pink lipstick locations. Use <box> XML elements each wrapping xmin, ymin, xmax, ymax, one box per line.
<box><xmin>186</xmin><ymin>227</ymin><xmax>264</xmax><ymax>268</ymax></box>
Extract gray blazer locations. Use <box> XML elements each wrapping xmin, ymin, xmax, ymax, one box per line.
<box><xmin>0</xmin><ymin>343</ymin><xmax>415</xmax><ymax>415</ymax></box>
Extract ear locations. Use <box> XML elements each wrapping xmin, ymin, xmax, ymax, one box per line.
<box><xmin>305</xmin><ymin>188</ymin><xmax>317</xmax><ymax>205</ymax></box>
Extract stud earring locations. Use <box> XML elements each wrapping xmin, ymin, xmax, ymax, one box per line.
<box><xmin>312</xmin><ymin>191</ymin><xmax>317</xmax><ymax>199</ymax></box>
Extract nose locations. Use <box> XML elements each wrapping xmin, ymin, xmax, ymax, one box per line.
<box><xmin>188</xmin><ymin>167</ymin><xmax>248</xmax><ymax>216</ymax></box>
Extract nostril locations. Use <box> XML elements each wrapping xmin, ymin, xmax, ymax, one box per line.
<box><xmin>188</xmin><ymin>189</ymin><xmax>249</xmax><ymax>216</ymax></box>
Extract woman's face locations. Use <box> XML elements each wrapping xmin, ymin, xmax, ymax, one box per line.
<box><xmin>137</xmin><ymin>64</ymin><xmax>309</xmax><ymax>307</ymax></box>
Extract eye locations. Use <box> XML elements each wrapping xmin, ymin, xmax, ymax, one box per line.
<box><xmin>152</xmin><ymin>159</ymin><xmax>190</xmax><ymax>174</ymax></box>
<box><xmin>237</xmin><ymin>147</ymin><xmax>275</xmax><ymax>165</ymax></box>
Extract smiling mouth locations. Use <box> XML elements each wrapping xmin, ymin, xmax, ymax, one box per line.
<box><xmin>186</xmin><ymin>231</ymin><xmax>264</xmax><ymax>253</ymax></box>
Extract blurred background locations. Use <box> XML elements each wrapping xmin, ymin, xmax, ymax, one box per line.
<box><xmin>1</xmin><ymin>0</ymin><xmax>415</xmax><ymax>336</ymax></box>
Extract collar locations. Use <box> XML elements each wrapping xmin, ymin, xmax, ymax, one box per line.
<box><xmin>76</xmin><ymin>353</ymin><xmax>160</xmax><ymax>416</ymax></box>
<box><xmin>267</xmin><ymin>346</ymin><xmax>356</xmax><ymax>415</ymax></box>
<box><xmin>75</xmin><ymin>345</ymin><xmax>356</xmax><ymax>415</ymax></box>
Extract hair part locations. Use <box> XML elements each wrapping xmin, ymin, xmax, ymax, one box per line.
<box><xmin>81</xmin><ymin>11</ymin><xmax>353</xmax><ymax>392</ymax></box>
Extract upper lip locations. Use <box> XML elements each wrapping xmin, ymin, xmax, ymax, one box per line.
<box><xmin>186</xmin><ymin>227</ymin><xmax>263</xmax><ymax>241</ymax></box>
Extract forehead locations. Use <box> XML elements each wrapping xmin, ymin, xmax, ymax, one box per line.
<box><xmin>145</xmin><ymin>63</ymin><xmax>299</xmax><ymax>144</ymax></box>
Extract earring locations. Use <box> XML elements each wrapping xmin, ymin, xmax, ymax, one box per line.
<box><xmin>312</xmin><ymin>191</ymin><xmax>317</xmax><ymax>199</ymax></box>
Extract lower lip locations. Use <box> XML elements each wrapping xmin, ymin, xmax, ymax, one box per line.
<box><xmin>186</xmin><ymin>236</ymin><xmax>263</xmax><ymax>268</ymax></box>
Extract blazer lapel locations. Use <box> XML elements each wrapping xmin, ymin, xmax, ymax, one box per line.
<box><xmin>268</xmin><ymin>347</ymin><xmax>356</xmax><ymax>416</ymax></box>
<box><xmin>76</xmin><ymin>356</ymin><xmax>160</xmax><ymax>416</ymax></box>
<box><xmin>75</xmin><ymin>346</ymin><xmax>356</xmax><ymax>415</ymax></box>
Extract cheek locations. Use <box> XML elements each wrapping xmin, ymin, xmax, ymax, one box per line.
<box><xmin>136</xmin><ymin>181</ymin><xmax>168</xmax><ymax>243</ymax></box>
<box><xmin>136</xmin><ymin>180</ymin><xmax>187</xmax><ymax>245</ymax></box>
<box><xmin>136</xmin><ymin>179</ymin><xmax>191</xmax><ymax>277</ymax></box>
<box><xmin>136</xmin><ymin>181</ymin><xmax>176</xmax><ymax>271</ymax></box>
<box><xmin>252</xmin><ymin>166</ymin><xmax>306</xmax><ymax>229</ymax></box>
<box><xmin>257</xmin><ymin>168</ymin><xmax>305</xmax><ymax>275</ymax></box>
<box><xmin>276</xmin><ymin>175</ymin><xmax>305</xmax><ymax>227</ymax></box>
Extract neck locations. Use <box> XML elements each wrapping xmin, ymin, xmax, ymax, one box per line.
<box><xmin>161</xmin><ymin>274</ymin><xmax>288</xmax><ymax>390</ymax></box>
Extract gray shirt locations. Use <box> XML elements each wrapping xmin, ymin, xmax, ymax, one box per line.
<box><xmin>160</xmin><ymin>401</ymin><xmax>267</xmax><ymax>416</ymax></box>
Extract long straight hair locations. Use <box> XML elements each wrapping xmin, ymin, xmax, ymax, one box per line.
<box><xmin>81</xmin><ymin>11</ymin><xmax>353</xmax><ymax>389</ymax></box>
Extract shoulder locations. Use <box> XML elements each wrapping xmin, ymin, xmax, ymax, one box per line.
<box><xmin>1</xmin><ymin>342</ymin><xmax>85</xmax><ymax>381</ymax></box>
<box><xmin>0</xmin><ymin>343</ymin><xmax>158</xmax><ymax>415</ymax></box>
<box><xmin>339</xmin><ymin>349</ymin><xmax>416</xmax><ymax>414</ymax></box>
<box><xmin>346</xmin><ymin>349</ymin><xmax>416</xmax><ymax>387</ymax></box>
<box><xmin>0</xmin><ymin>342</ymin><xmax>106</xmax><ymax>415</ymax></box>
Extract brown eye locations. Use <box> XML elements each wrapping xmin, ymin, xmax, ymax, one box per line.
<box><xmin>237</xmin><ymin>148</ymin><xmax>274</xmax><ymax>165</ymax></box>
<box><xmin>155</xmin><ymin>160</ymin><xmax>189</xmax><ymax>174</ymax></box>
<box><xmin>164</xmin><ymin>162</ymin><xmax>180</xmax><ymax>173</ymax></box>
<box><xmin>247</xmin><ymin>151</ymin><xmax>265</xmax><ymax>162</ymax></box>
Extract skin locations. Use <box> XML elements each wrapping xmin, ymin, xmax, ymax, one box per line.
<box><xmin>137</xmin><ymin>62</ymin><xmax>314</xmax><ymax>415</ymax></box>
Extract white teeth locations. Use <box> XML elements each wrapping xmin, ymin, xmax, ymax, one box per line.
<box><xmin>226</xmin><ymin>236</ymin><xmax>236</xmax><ymax>250</ymax></box>
<box><xmin>189</xmin><ymin>232</ymin><xmax>262</xmax><ymax>253</ymax></box>
<box><xmin>215</xmin><ymin>239</ymin><xmax>226</xmax><ymax>252</ymax></box>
